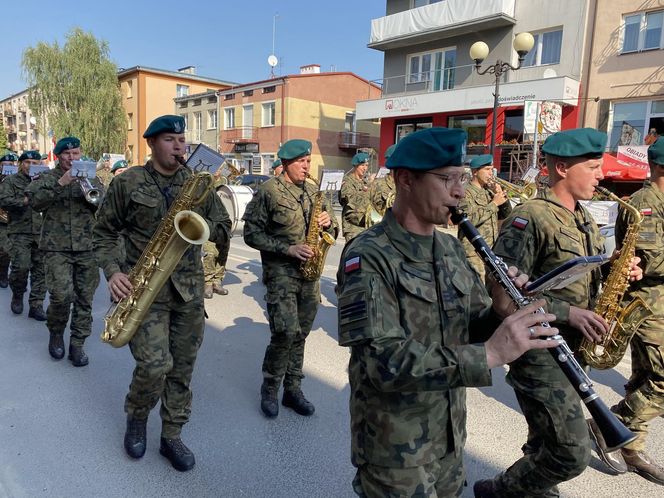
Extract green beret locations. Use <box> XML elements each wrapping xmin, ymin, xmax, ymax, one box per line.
<box><xmin>386</xmin><ymin>127</ymin><xmax>467</xmax><ymax>170</ymax></box>
<box><xmin>384</xmin><ymin>144</ymin><xmax>396</xmax><ymax>160</ymax></box>
<box><xmin>18</xmin><ymin>150</ymin><xmax>41</xmax><ymax>162</ymax></box>
<box><xmin>648</xmin><ymin>137</ymin><xmax>664</xmax><ymax>166</ymax></box>
<box><xmin>0</xmin><ymin>152</ymin><xmax>18</xmax><ymax>162</ymax></box>
<box><xmin>111</xmin><ymin>160</ymin><xmax>128</xmax><ymax>172</ymax></box>
<box><xmin>271</xmin><ymin>158</ymin><xmax>282</xmax><ymax>169</ymax></box>
<box><xmin>143</xmin><ymin>115</ymin><xmax>186</xmax><ymax>138</ymax></box>
<box><xmin>54</xmin><ymin>137</ymin><xmax>81</xmax><ymax>155</ymax></box>
<box><xmin>351</xmin><ymin>152</ymin><xmax>370</xmax><ymax>167</ymax></box>
<box><xmin>278</xmin><ymin>139</ymin><xmax>312</xmax><ymax>161</ymax></box>
<box><xmin>469</xmin><ymin>154</ymin><xmax>493</xmax><ymax>169</ymax></box>
<box><xmin>541</xmin><ymin>128</ymin><xmax>607</xmax><ymax>159</ymax></box>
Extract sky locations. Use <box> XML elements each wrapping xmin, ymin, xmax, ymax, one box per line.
<box><xmin>1</xmin><ymin>0</ymin><xmax>386</xmax><ymax>98</ymax></box>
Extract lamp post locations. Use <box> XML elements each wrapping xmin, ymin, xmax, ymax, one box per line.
<box><xmin>469</xmin><ymin>32</ymin><xmax>535</xmax><ymax>156</ymax></box>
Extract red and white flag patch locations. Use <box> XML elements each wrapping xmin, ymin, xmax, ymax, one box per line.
<box><xmin>640</xmin><ymin>208</ymin><xmax>652</xmax><ymax>216</ymax></box>
<box><xmin>344</xmin><ymin>256</ymin><xmax>361</xmax><ymax>273</ymax></box>
<box><xmin>511</xmin><ymin>217</ymin><xmax>529</xmax><ymax>230</ymax></box>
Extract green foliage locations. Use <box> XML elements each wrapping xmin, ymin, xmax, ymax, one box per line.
<box><xmin>21</xmin><ymin>28</ymin><xmax>127</xmax><ymax>160</ymax></box>
<box><xmin>0</xmin><ymin>120</ymin><xmax>7</xmax><ymax>151</ymax></box>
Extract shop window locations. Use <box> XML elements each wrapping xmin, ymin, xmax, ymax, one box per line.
<box><xmin>448</xmin><ymin>114</ymin><xmax>488</xmax><ymax>146</ymax></box>
<box><xmin>395</xmin><ymin>120</ymin><xmax>432</xmax><ymax>143</ymax></box>
<box><xmin>609</xmin><ymin>100</ymin><xmax>664</xmax><ymax>150</ymax></box>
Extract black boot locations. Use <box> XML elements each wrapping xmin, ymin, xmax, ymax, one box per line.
<box><xmin>473</xmin><ymin>479</ymin><xmax>500</xmax><ymax>498</ymax></box>
<box><xmin>124</xmin><ymin>417</ymin><xmax>147</xmax><ymax>459</ymax></box>
<box><xmin>260</xmin><ymin>382</ymin><xmax>279</xmax><ymax>418</ymax></box>
<box><xmin>68</xmin><ymin>344</ymin><xmax>89</xmax><ymax>367</ymax></box>
<box><xmin>48</xmin><ymin>333</ymin><xmax>65</xmax><ymax>360</ymax></box>
<box><xmin>11</xmin><ymin>293</ymin><xmax>23</xmax><ymax>314</ymax></box>
<box><xmin>0</xmin><ymin>270</ymin><xmax>7</xmax><ymax>288</ymax></box>
<box><xmin>282</xmin><ymin>389</ymin><xmax>315</xmax><ymax>416</ymax></box>
<box><xmin>28</xmin><ymin>305</ymin><xmax>47</xmax><ymax>321</ymax></box>
<box><xmin>160</xmin><ymin>437</ymin><xmax>196</xmax><ymax>471</ymax></box>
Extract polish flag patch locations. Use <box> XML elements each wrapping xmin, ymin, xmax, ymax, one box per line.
<box><xmin>641</xmin><ymin>208</ymin><xmax>652</xmax><ymax>216</ymax></box>
<box><xmin>511</xmin><ymin>217</ymin><xmax>529</xmax><ymax>230</ymax></box>
<box><xmin>344</xmin><ymin>256</ymin><xmax>361</xmax><ymax>273</ymax></box>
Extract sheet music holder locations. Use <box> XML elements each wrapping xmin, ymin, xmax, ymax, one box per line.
<box><xmin>320</xmin><ymin>169</ymin><xmax>345</xmax><ymax>191</ymax></box>
<box><xmin>186</xmin><ymin>144</ymin><xmax>225</xmax><ymax>174</ymax></box>
<box><xmin>28</xmin><ymin>165</ymin><xmax>50</xmax><ymax>178</ymax></box>
<box><xmin>70</xmin><ymin>160</ymin><xmax>97</xmax><ymax>179</ymax></box>
<box><xmin>1</xmin><ymin>165</ymin><xmax>19</xmax><ymax>175</ymax></box>
<box><xmin>525</xmin><ymin>254</ymin><xmax>610</xmax><ymax>293</ymax></box>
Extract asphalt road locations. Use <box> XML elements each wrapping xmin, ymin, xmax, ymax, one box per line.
<box><xmin>0</xmin><ymin>236</ymin><xmax>661</xmax><ymax>498</ymax></box>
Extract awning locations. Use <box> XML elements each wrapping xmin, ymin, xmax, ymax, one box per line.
<box><xmin>602</xmin><ymin>153</ymin><xmax>648</xmax><ymax>181</ymax></box>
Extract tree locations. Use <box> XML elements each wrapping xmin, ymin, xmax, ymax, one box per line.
<box><xmin>0</xmin><ymin>120</ymin><xmax>8</xmax><ymax>152</ymax></box>
<box><xmin>21</xmin><ymin>28</ymin><xmax>127</xmax><ymax>160</ymax></box>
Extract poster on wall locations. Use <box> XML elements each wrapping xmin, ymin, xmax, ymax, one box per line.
<box><xmin>523</xmin><ymin>101</ymin><xmax>562</xmax><ymax>141</ymax></box>
<box><xmin>617</xmin><ymin>122</ymin><xmax>643</xmax><ymax>147</ymax></box>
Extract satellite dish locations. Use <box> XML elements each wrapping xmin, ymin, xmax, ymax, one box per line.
<box><xmin>267</xmin><ymin>55</ymin><xmax>278</xmax><ymax>67</ymax></box>
<box><xmin>29</xmin><ymin>116</ymin><xmax>37</xmax><ymax>125</ymax></box>
<box><xmin>543</xmin><ymin>68</ymin><xmax>557</xmax><ymax>79</ymax></box>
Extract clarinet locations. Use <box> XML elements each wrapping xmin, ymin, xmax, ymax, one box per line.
<box><xmin>450</xmin><ymin>207</ymin><xmax>635</xmax><ymax>452</ymax></box>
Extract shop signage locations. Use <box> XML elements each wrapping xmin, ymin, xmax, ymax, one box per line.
<box><xmin>234</xmin><ymin>143</ymin><xmax>259</xmax><ymax>153</ymax></box>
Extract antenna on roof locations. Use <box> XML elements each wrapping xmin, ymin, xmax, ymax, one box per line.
<box><xmin>269</xmin><ymin>13</ymin><xmax>280</xmax><ymax>78</ymax></box>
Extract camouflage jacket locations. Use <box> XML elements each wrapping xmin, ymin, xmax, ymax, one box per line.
<box><xmin>339</xmin><ymin>174</ymin><xmax>370</xmax><ymax>240</ymax></box>
<box><xmin>336</xmin><ymin>210</ymin><xmax>496</xmax><ymax>468</ymax></box>
<box><xmin>25</xmin><ymin>165</ymin><xmax>103</xmax><ymax>251</ymax></box>
<box><xmin>370</xmin><ymin>174</ymin><xmax>395</xmax><ymax>216</ymax></box>
<box><xmin>457</xmin><ymin>183</ymin><xmax>512</xmax><ymax>251</ymax></box>
<box><xmin>493</xmin><ymin>188</ymin><xmax>604</xmax><ymax>345</ymax></box>
<box><xmin>93</xmin><ymin>161</ymin><xmax>231</xmax><ymax>303</ymax></box>
<box><xmin>243</xmin><ymin>175</ymin><xmax>339</xmax><ymax>280</ymax></box>
<box><xmin>616</xmin><ymin>181</ymin><xmax>664</xmax><ymax>323</ymax></box>
<box><xmin>97</xmin><ymin>168</ymin><xmax>113</xmax><ymax>189</ymax></box>
<box><xmin>0</xmin><ymin>171</ymin><xmax>42</xmax><ymax>235</ymax></box>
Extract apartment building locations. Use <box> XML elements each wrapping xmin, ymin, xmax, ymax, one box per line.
<box><xmin>359</xmin><ymin>0</ymin><xmax>592</xmax><ymax>169</ymax></box>
<box><xmin>214</xmin><ymin>66</ymin><xmax>382</xmax><ymax>177</ymax></box>
<box><xmin>0</xmin><ymin>89</ymin><xmax>51</xmax><ymax>157</ymax></box>
<box><xmin>581</xmin><ymin>0</ymin><xmax>664</xmax><ymax>151</ymax></box>
<box><xmin>119</xmin><ymin>66</ymin><xmax>235</xmax><ymax>165</ymax></box>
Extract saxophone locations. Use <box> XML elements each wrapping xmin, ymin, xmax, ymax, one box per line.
<box><xmin>579</xmin><ymin>186</ymin><xmax>652</xmax><ymax>369</ymax></box>
<box><xmin>101</xmin><ymin>158</ymin><xmax>215</xmax><ymax>347</ymax></box>
<box><xmin>300</xmin><ymin>173</ymin><xmax>336</xmax><ymax>281</ymax></box>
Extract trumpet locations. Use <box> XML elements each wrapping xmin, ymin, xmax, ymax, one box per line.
<box><xmin>487</xmin><ymin>176</ymin><xmax>537</xmax><ymax>201</ymax></box>
<box><xmin>78</xmin><ymin>177</ymin><xmax>102</xmax><ymax>205</ymax></box>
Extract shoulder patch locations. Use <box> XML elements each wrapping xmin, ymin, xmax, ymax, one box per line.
<box><xmin>640</xmin><ymin>208</ymin><xmax>652</xmax><ymax>216</ymax></box>
<box><xmin>344</xmin><ymin>255</ymin><xmax>361</xmax><ymax>273</ymax></box>
<box><xmin>511</xmin><ymin>217</ymin><xmax>529</xmax><ymax>230</ymax></box>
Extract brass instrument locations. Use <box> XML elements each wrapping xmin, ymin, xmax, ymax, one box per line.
<box><xmin>102</xmin><ymin>157</ymin><xmax>214</xmax><ymax>347</ymax></box>
<box><xmin>364</xmin><ymin>174</ymin><xmax>395</xmax><ymax>228</ymax></box>
<box><xmin>487</xmin><ymin>176</ymin><xmax>537</xmax><ymax>202</ymax></box>
<box><xmin>78</xmin><ymin>177</ymin><xmax>102</xmax><ymax>205</ymax></box>
<box><xmin>300</xmin><ymin>173</ymin><xmax>336</xmax><ymax>281</ymax></box>
<box><xmin>579</xmin><ymin>186</ymin><xmax>652</xmax><ymax>369</ymax></box>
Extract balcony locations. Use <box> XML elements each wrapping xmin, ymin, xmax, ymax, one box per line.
<box><xmin>185</xmin><ymin>130</ymin><xmax>203</xmax><ymax>143</ymax></box>
<box><xmin>223</xmin><ymin>127</ymin><xmax>258</xmax><ymax>144</ymax></box>
<box><xmin>3</xmin><ymin>104</ymin><xmax>14</xmax><ymax>115</ymax></box>
<box><xmin>369</xmin><ymin>0</ymin><xmax>516</xmax><ymax>51</ymax></box>
<box><xmin>338</xmin><ymin>131</ymin><xmax>371</xmax><ymax>149</ymax></box>
<box><xmin>379</xmin><ymin>63</ymin><xmax>474</xmax><ymax>96</ymax></box>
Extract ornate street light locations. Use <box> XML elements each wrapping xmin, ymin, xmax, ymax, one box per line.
<box><xmin>470</xmin><ymin>32</ymin><xmax>535</xmax><ymax>155</ymax></box>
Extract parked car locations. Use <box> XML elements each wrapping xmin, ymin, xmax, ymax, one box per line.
<box><xmin>232</xmin><ymin>174</ymin><xmax>270</xmax><ymax>191</ymax></box>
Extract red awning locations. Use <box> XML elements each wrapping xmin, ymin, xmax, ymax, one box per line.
<box><xmin>602</xmin><ymin>153</ymin><xmax>648</xmax><ymax>181</ymax></box>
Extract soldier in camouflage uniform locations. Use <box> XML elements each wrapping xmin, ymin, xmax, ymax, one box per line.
<box><xmin>457</xmin><ymin>154</ymin><xmax>511</xmax><ymax>281</ymax></box>
<box><xmin>94</xmin><ymin>115</ymin><xmax>231</xmax><ymax>471</ymax></box>
<box><xmin>26</xmin><ymin>137</ymin><xmax>103</xmax><ymax>366</ymax></box>
<box><xmin>336</xmin><ymin>128</ymin><xmax>560</xmax><ymax>498</ymax></box>
<box><xmin>203</xmin><ymin>170</ymin><xmax>230</xmax><ymax>298</ymax></box>
<box><xmin>0</xmin><ymin>151</ymin><xmax>46</xmax><ymax>319</ymax></box>
<box><xmin>590</xmin><ymin>137</ymin><xmax>664</xmax><ymax>485</ymax></box>
<box><xmin>474</xmin><ymin>129</ymin><xmax>642</xmax><ymax>497</ymax></box>
<box><xmin>96</xmin><ymin>156</ymin><xmax>113</xmax><ymax>188</ymax></box>
<box><xmin>339</xmin><ymin>152</ymin><xmax>371</xmax><ymax>242</ymax></box>
<box><xmin>0</xmin><ymin>152</ymin><xmax>19</xmax><ymax>289</ymax></box>
<box><xmin>243</xmin><ymin>139</ymin><xmax>339</xmax><ymax>419</ymax></box>
<box><xmin>272</xmin><ymin>158</ymin><xmax>283</xmax><ymax>176</ymax></box>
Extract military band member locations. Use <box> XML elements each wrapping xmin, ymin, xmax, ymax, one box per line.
<box><xmin>339</xmin><ymin>152</ymin><xmax>371</xmax><ymax>242</ymax></box>
<box><xmin>94</xmin><ymin>115</ymin><xmax>231</xmax><ymax>471</ymax></box>
<box><xmin>272</xmin><ymin>158</ymin><xmax>283</xmax><ymax>176</ymax></box>
<box><xmin>243</xmin><ymin>139</ymin><xmax>339</xmax><ymax>418</ymax></box>
<box><xmin>0</xmin><ymin>152</ymin><xmax>18</xmax><ymax>288</ymax></box>
<box><xmin>26</xmin><ymin>137</ymin><xmax>103</xmax><ymax>366</ymax></box>
<box><xmin>368</xmin><ymin>145</ymin><xmax>396</xmax><ymax>219</ymax></box>
<box><xmin>590</xmin><ymin>137</ymin><xmax>664</xmax><ymax>485</ymax></box>
<box><xmin>111</xmin><ymin>159</ymin><xmax>128</xmax><ymax>177</ymax></box>
<box><xmin>336</xmin><ymin>127</ymin><xmax>560</xmax><ymax>497</ymax></box>
<box><xmin>0</xmin><ymin>151</ymin><xmax>46</xmax><ymax>319</ymax></box>
<box><xmin>474</xmin><ymin>129</ymin><xmax>642</xmax><ymax>497</ymax></box>
<box><xmin>202</xmin><ymin>169</ymin><xmax>230</xmax><ymax>298</ymax></box>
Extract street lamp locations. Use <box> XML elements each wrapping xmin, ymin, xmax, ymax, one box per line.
<box><xmin>469</xmin><ymin>32</ymin><xmax>535</xmax><ymax>155</ymax></box>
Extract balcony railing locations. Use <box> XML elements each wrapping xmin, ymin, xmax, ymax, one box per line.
<box><xmin>369</xmin><ymin>0</ymin><xmax>516</xmax><ymax>50</ymax></box>
<box><xmin>223</xmin><ymin>127</ymin><xmax>259</xmax><ymax>144</ymax></box>
<box><xmin>338</xmin><ymin>131</ymin><xmax>371</xmax><ymax>149</ymax></box>
<box><xmin>376</xmin><ymin>63</ymin><xmax>474</xmax><ymax>97</ymax></box>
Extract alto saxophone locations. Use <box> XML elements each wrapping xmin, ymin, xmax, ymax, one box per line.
<box><xmin>579</xmin><ymin>186</ymin><xmax>652</xmax><ymax>369</ymax></box>
<box><xmin>102</xmin><ymin>157</ymin><xmax>215</xmax><ymax>347</ymax></box>
<box><xmin>300</xmin><ymin>173</ymin><xmax>336</xmax><ymax>281</ymax></box>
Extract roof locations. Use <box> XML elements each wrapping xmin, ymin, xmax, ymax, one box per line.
<box><xmin>117</xmin><ymin>65</ymin><xmax>237</xmax><ymax>87</ymax></box>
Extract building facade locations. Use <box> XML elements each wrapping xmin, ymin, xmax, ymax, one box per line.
<box><xmin>0</xmin><ymin>89</ymin><xmax>51</xmax><ymax>157</ymax></box>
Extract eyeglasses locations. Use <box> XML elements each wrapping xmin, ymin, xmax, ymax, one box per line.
<box><xmin>423</xmin><ymin>171</ymin><xmax>472</xmax><ymax>188</ymax></box>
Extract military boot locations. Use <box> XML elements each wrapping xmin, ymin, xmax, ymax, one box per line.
<box><xmin>282</xmin><ymin>388</ymin><xmax>315</xmax><ymax>416</ymax></box>
<box><xmin>212</xmin><ymin>283</ymin><xmax>228</xmax><ymax>296</ymax></box>
<box><xmin>48</xmin><ymin>333</ymin><xmax>65</xmax><ymax>360</ymax></box>
<box><xmin>10</xmin><ymin>293</ymin><xmax>23</xmax><ymax>314</ymax></box>
<box><xmin>623</xmin><ymin>449</ymin><xmax>664</xmax><ymax>485</ymax></box>
<box><xmin>68</xmin><ymin>344</ymin><xmax>89</xmax><ymax>367</ymax></box>
<box><xmin>204</xmin><ymin>284</ymin><xmax>213</xmax><ymax>299</ymax></box>
<box><xmin>260</xmin><ymin>381</ymin><xmax>279</xmax><ymax>418</ymax></box>
<box><xmin>124</xmin><ymin>417</ymin><xmax>147</xmax><ymax>459</ymax></box>
<box><xmin>473</xmin><ymin>479</ymin><xmax>500</xmax><ymax>497</ymax></box>
<box><xmin>0</xmin><ymin>267</ymin><xmax>8</xmax><ymax>288</ymax></box>
<box><xmin>160</xmin><ymin>437</ymin><xmax>196</xmax><ymax>472</ymax></box>
<box><xmin>28</xmin><ymin>304</ymin><xmax>47</xmax><ymax>321</ymax></box>
<box><xmin>587</xmin><ymin>418</ymin><xmax>627</xmax><ymax>473</ymax></box>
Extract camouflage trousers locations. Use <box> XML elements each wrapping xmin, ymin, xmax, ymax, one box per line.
<box><xmin>202</xmin><ymin>240</ymin><xmax>226</xmax><ymax>285</ymax></box>
<box><xmin>352</xmin><ymin>451</ymin><xmax>465</xmax><ymax>498</ymax></box>
<box><xmin>495</xmin><ymin>348</ymin><xmax>591</xmax><ymax>497</ymax></box>
<box><xmin>125</xmin><ymin>285</ymin><xmax>205</xmax><ymax>438</ymax></box>
<box><xmin>613</xmin><ymin>316</ymin><xmax>664</xmax><ymax>452</ymax></box>
<box><xmin>262</xmin><ymin>275</ymin><xmax>319</xmax><ymax>390</ymax></box>
<box><xmin>8</xmin><ymin>233</ymin><xmax>46</xmax><ymax>306</ymax></box>
<box><xmin>0</xmin><ymin>224</ymin><xmax>10</xmax><ymax>277</ymax></box>
<box><xmin>44</xmin><ymin>251</ymin><xmax>100</xmax><ymax>346</ymax></box>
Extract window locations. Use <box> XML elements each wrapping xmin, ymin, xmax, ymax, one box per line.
<box><xmin>178</xmin><ymin>101</ymin><xmax>188</xmax><ymax>109</ymax></box>
<box><xmin>176</xmin><ymin>84</ymin><xmax>189</xmax><ymax>97</ymax></box>
<box><xmin>180</xmin><ymin>114</ymin><xmax>188</xmax><ymax>131</ymax></box>
<box><xmin>224</xmin><ymin>108</ymin><xmax>235</xmax><ymax>129</ymax></box>
<box><xmin>193</xmin><ymin>99</ymin><xmax>201</xmax><ymax>106</ymax></box>
<box><xmin>395</xmin><ymin>120</ymin><xmax>432</xmax><ymax>143</ymax></box>
<box><xmin>413</xmin><ymin>0</ymin><xmax>443</xmax><ymax>7</ymax></box>
<box><xmin>609</xmin><ymin>99</ymin><xmax>664</xmax><ymax>150</ymax></box>
<box><xmin>262</xmin><ymin>86</ymin><xmax>276</xmax><ymax>94</ymax></box>
<box><xmin>208</xmin><ymin>110</ymin><xmax>217</xmax><ymax>129</ymax></box>
<box><xmin>224</xmin><ymin>93</ymin><xmax>235</xmax><ymax>100</ymax></box>
<box><xmin>207</xmin><ymin>96</ymin><xmax>217</xmax><ymax>104</ymax></box>
<box><xmin>127</xmin><ymin>113</ymin><xmax>133</xmax><ymax>130</ymax></box>
<box><xmin>127</xmin><ymin>145</ymin><xmax>133</xmax><ymax>164</ymax></box>
<box><xmin>126</xmin><ymin>80</ymin><xmax>133</xmax><ymax>99</ymax></box>
<box><xmin>243</xmin><ymin>90</ymin><xmax>254</xmax><ymax>97</ymax></box>
<box><xmin>622</xmin><ymin>10</ymin><xmax>664</xmax><ymax>53</ymax></box>
<box><xmin>261</xmin><ymin>102</ymin><xmax>275</xmax><ymax>127</ymax></box>
<box><xmin>407</xmin><ymin>47</ymin><xmax>456</xmax><ymax>91</ymax></box>
<box><xmin>193</xmin><ymin>112</ymin><xmax>202</xmax><ymax>130</ymax></box>
<box><xmin>522</xmin><ymin>29</ymin><xmax>563</xmax><ymax>67</ymax></box>
<box><xmin>345</xmin><ymin>112</ymin><xmax>356</xmax><ymax>132</ymax></box>
<box><xmin>448</xmin><ymin>114</ymin><xmax>487</xmax><ymax>145</ymax></box>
